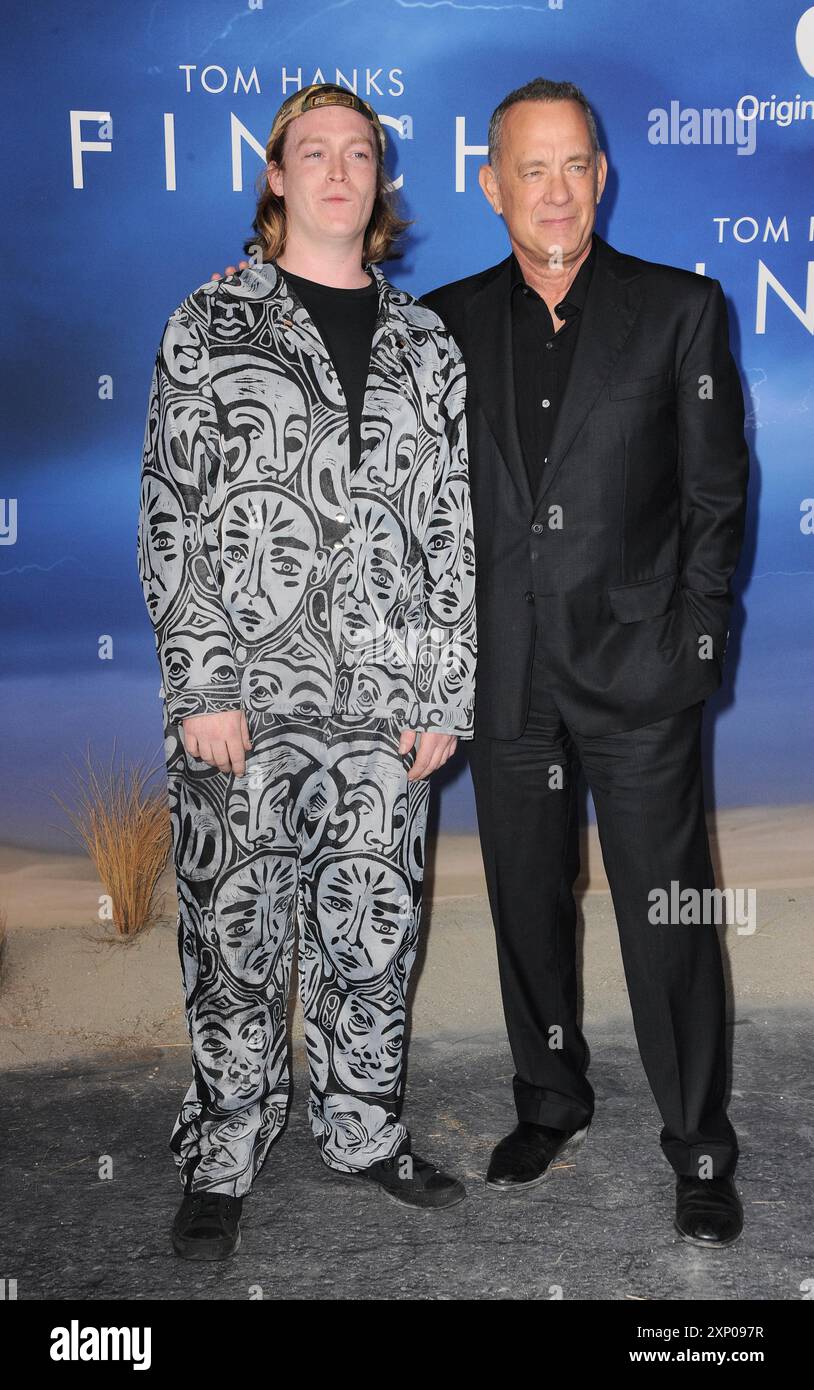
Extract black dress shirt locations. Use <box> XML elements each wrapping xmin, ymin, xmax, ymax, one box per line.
<box><xmin>511</xmin><ymin>236</ymin><xmax>596</xmax><ymax>499</ymax></box>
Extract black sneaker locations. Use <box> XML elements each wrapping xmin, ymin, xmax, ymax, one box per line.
<box><xmin>342</xmin><ymin>1142</ymin><xmax>466</xmax><ymax>1209</ymax></box>
<box><xmin>171</xmin><ymin>1189</ymin><xmax>243</xmax><ymax>1260</ymax></box>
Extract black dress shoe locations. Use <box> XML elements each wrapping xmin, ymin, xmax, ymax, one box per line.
<box><xmin>485</xmin><ymin>1120</ymin><xmax>590</xmax><ymax>1190</ymax></box>
<box><xmin>171</xmin><ymin>1189</ymin><xmax>243</xmax><ymax>1260</ymax></box>
<box><xmin>674</xmin><ymin>1175</ymin><xmax>743</xmax><ymax>1247</ymax></box>
<box><xmin>340</xmin><ymin>1141</ymin><xmax>466</xmax><ymax>1209</ymax></box>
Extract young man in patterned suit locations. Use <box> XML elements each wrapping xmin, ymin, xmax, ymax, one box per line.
<box><xmin>137</xmin><ymin>84</ymin><xmax>476</xmax><ymax>1259</ymax></box>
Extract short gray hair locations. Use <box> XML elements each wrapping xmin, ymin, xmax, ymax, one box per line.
<box><xmin>488</xmin><ymin>77</ymin><xmax>601</xmax><ymax>169</ymax></box>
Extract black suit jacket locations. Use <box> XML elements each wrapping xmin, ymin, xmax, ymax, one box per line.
<box><xmin>421</xmin><ymin>232</ymin><xmax>750</xmax><ymax>739</ymax></box>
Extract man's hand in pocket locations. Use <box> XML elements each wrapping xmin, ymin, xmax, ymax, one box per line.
<box><xmin>181</xmin><ymin>710</ymin><xmax>252</xmax><ymax>776</ymax></box>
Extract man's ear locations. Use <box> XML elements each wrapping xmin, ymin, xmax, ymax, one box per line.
<box><xmin>595</xmin><ymin>150</ymin><xmax>608</xmax><ymax>204</ymax></box>
<box><xmin>478</xmin><ymin>162</ymin><xmax>502</xmax><ymax>216</ymax></box>
<box><xmin>266</xmin><ymin>161</ymin><xmax>284</xmax><ymax>197</ymax></box>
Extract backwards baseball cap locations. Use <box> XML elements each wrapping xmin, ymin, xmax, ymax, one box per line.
<box><xmin>266</xmin><ymin>83</ymin><xmax>388</xmax><ymax>159</ymax></box>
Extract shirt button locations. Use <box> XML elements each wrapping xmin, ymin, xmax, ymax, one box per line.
<box><xmin>546</xmin><ymin>341</ymin><xmax>554</xmax><ymax>350</ymax></box>
<box><xmin>541</xmin><ymin>399</ymin><xmax>551</xmax><ymax>408</ymax></box>
<box><xmin>332</xmin><ymin>542</ymin><xmax>343</xmax><ymax>551</ymax></box>
<box><xmin>335</xmin><ymin>512</ymin><xmax>346</xmax><ymax>522</ymax></box>
<box><xmin>524</xmin><ymin>590</ymin><xmax>535</xmax><ymax>604</ymax></box>
<box><xmin>531</xmin><ymin>522</ymin><xmax>544</xmax><ymax>534</ymax></box>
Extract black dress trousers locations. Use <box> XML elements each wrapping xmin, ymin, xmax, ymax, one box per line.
<box><xmin>468</xmin><ymin>617</ymin><xmax>738</xmax><ymax>1178</ymax></box>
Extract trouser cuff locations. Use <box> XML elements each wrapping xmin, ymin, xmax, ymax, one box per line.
<box><xmin>661</xmin><ymin>1136</ymin><xmax>739</xmax><ymax>1178</ymax></box>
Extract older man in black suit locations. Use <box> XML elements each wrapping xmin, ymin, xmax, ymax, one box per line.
<box><xmin>421</xmin><ymin>77</ymin><xmax>749</xmax><ymax>1246</ymax></box>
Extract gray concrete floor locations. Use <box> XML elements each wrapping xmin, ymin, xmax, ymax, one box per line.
<box><xmin>2</xmin><ymin>1007</ymin><xmax>811</xmax><ymax>1301</ymax></box>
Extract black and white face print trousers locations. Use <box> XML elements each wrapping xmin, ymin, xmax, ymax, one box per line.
<box><xmin>164</xmin><ymin>708</ymin><xmax>431</xmax><ymax>1197</ymax></box>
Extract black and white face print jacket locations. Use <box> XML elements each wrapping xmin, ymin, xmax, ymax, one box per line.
<box><xmin>137</xmin><ymin>258</ymin><xmax>477</xmax><ymax>737</ymax></box>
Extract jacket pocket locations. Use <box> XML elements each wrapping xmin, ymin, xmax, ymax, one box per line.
<box><xmin>680</xmin><ymin>586</ymin><xmax>730</xmax><ymax>642</ymax></box>
<box><xmin>607</xmin><ymin>571</ymin><xmax>678</xmax><ymax>623</ymax></box>
<box><xmin>607</xmin><ymin>372</ymin><xmax>672</xmax><ymax>400</ymax></box>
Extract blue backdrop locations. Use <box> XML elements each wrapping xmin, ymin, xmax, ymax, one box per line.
<box><xmin>3</xmin><ymin>0</ymin><xmax>812</xmax><ymax>849</ymax></box>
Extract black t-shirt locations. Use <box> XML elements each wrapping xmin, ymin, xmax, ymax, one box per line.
<box><xmin>278</xmin><ymin>267</ymin><xmax>379</xmax><ymax>473</ymax></box>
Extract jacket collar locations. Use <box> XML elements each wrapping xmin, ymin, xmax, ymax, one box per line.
<box><xmin>243</xmin><ymin>257</ymin><xmax>415</xmax><ymax>360</ymax></box>
<box><xmin>509</xmin><ymin>234</ymin><xmax>597</xmax><ymax>320</ymax></box>
<box><xmin>464</xmin><ymin>230</ymin><xmax>644</xmax><ymax>515</ymax></box>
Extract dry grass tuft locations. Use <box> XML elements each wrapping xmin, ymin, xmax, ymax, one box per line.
<box><xmin>52</xmin><ymin>740</ymin><xmax>172</xmax><ymax>938</ymax></box>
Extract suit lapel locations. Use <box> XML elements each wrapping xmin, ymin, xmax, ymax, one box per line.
<box><xmin>534</xmin><ymin>234</ymin><xmax>643</xmax><ymax>508</ymax></box>
<box><xmin>465</xmin><ymin>234</ymin><xmax>644</xmax><ymax>515</ymax></box>
<box><xmin>464</xmin><ymin>255</ymin><xmax>534</xmax><ymax>510</ymax></box>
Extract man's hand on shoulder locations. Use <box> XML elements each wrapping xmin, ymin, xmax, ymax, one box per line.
<box><xmin>209</xmin><ymin>260</ymin><xmax>250</xmax><ymax>282</ymax></box>
<box><xmin>181</xmin><ymin>709</ymin><xmax>252</xmax><ymax>776</ymax></box>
